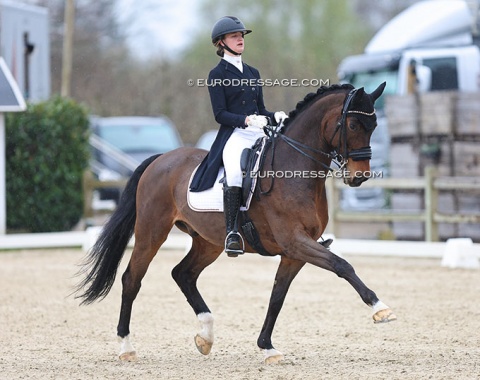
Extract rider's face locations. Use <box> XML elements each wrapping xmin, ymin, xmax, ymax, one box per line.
<box><xmin>222</xmin><ymin>32</ymin><xmax>245</xmax><ymax>55</ymax></box>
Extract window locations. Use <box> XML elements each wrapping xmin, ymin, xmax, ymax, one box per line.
<box><xmin>422</xmin><ymin>57</ymin><xmax>458</xmax><ymax>91</ymax></box>
<box><xmin>99</xmin><ymin>122</ymin><xmax>181</xmax><ymax>154</ymax></box>
<box><xmin>347</xmin><ymin>69</ymin><xmax>398</xmax><ymax>111</ymax></box>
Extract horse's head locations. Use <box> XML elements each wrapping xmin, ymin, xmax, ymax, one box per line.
<box><xmin>329</xmin><ymin>82</ymin><xmax>386</xmax><ymax>187</ymax></box>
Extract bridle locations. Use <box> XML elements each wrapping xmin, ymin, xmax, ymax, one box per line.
<box><xmin>329</xmin><ymin>88</ymin><xmax>375</xmax><ymax>165</ymax></box>
<box><xmin>259</xmin><ymin>88</ymin><xmax>375</xmax><ymax>194</ymax></box>
<box><xmin>268</xmin><ymin>88</ymin><xmax>375</xmax><ymax>170</ymax></box>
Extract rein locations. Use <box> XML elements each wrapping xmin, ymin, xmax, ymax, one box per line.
<box><xmin>259</xmin><ymin>124</ymin><xmax>342</xmax><ymax>195</ymax></box>
<box><xmin>259</xmin><ymin>88</ymin><xmax>374</xmax><ymax>194</ymax></box>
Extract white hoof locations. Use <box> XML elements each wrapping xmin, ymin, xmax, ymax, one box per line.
<box><xmin>194</xmin><ymin>334</ymin><xmax>213</xmax><ymax>355</ymax></box>
<box><xmin>195</xmin><ymin>312</ymin><xmax>214</xmax><ymax>355</ymax></box>
<box><xmin>119</xmin><ymin>350</ymin><xmax>137</xmax><ymax>361</ymax></box>
<box><xmin>118</xmin><ymin>335</ymin><xmax>137</xmax><ymax>361</ymax></box>
<box><xmin>372</xmin><ymin>301</ymin><xmax>397</xmax><ymax>324</ymax></box>
<box><xmin>263</xmin><ymin>348</ymin><xmax>284</xmax><ymax>364</ymax></box>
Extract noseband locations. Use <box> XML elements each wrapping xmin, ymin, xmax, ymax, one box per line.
<box><xmin>271</xmin><ymin>88</ymin><xmax>375</xmax><ymax>172</ymax></box>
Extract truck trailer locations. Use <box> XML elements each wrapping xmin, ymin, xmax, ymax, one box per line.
<box><xmin>337</xmin><ymin>0</ymin><xmax>480</xmax><ymax>211</ymax></box>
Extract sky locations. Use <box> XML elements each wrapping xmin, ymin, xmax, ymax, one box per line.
<box><xmin>116</xmin><ymin>0</ymin><xmax>200</xmax><ymax>60</ymax></box>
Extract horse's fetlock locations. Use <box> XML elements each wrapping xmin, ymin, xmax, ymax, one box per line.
<box><xmin>257</xmin><ymin>335</ymin><xmax>274</xmax><ymax>350</ymax></box>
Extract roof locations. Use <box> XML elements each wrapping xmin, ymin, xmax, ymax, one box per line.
<box><xmin>366</xmin><ymin>0</ymin><xmax>473</xmax><ymax>54</ymax></box>
<box><xmin>0</xmin><ymin>57</ymin><xmax>26</xmax><ymax>112</ymax></box>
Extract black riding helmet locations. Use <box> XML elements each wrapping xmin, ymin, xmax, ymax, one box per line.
<box><xmin>211</xmin><ymin>16</ymin><xmax>252</xmax><ymax>45</ymax></box>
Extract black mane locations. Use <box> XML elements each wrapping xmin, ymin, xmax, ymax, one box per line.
<box><xmin>283</xmin><ymin>83</ymin><xmax>354</xmax><ymax>127</ymax></box>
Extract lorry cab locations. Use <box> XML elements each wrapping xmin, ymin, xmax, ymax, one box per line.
<box><xmin>339</xmin><ymin>0</ymin><xmax>480</xmax><ymax>97</ymax></box>
<box><xmin>339</xmin><ymin>44</ymin><xmax>480</xmax><ymax>100</ymax></box>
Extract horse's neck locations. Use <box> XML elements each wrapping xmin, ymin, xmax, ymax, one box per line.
<box><xmin>282</xmin><ymin>109</ymin><xmax>333</xmax><ymax>173</ymax></box>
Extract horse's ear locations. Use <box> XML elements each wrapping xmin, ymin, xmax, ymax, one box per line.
<box><xmin>355</xmin><ymin>87</ymin><xmax>365</xmax><ymax>98</ymax></box>
<box><xmin>370</xmin><ymin>82</ymin><xmax>386</xmax><ymax>102</ymax></box>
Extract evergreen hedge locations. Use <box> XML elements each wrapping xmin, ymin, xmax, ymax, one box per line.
<box><xmin>5</xmin><ymin>96</ymin><xmax>90</xmax><ymax>232</ymax></box>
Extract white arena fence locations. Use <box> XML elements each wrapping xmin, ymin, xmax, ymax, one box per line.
<box><xmin>0</xmin><ymin>229</ymin><xmax>478</xmax><ymax>269</ymax></box>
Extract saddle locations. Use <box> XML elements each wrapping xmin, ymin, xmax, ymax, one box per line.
<box><xmin>187</xmin><ymin>137</ymin><xmax>268</xmax><ymax>212</ymax></box>
<box><xmin>186</xmin><ymin>136</ymin><xmax>272</xmax><ymax>255</ymax></box>
<box><xmin>239</xmin><ymin>136</ymin><xmax>267</xmax><ymax>207</ymax></box>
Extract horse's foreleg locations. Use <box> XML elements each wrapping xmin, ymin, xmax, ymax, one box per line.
<box><xmin>330</xmin><ymin>252</ymin><xmax>396</xmax><ymax>323</ymax></box>
<box><xmin>258</xmin><ymin>256</ymin><xmax>305</xmax><ymax>364</ymax></box>
<box><xmin>287</xmin><ymin>236</ymin><xmax>396</xmax><ymax>323</ymax></box>
<box><xmin>171</xmin><ymin>236</ymin><xmax>223</xmax><ymax>355</ymax></box>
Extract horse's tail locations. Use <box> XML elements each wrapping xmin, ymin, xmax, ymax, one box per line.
<box><xmin>75</xmin><ymin>154</ymin><xmax>162</xmax><ymax>305</ymax></box>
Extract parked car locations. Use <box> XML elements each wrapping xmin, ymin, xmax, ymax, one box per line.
<box><xmin>90</xmin><ymin>116</ymin><xmax>183</xmax><ymax>202</ymax></box>
<box><xmin>195</xmin><ymin>129</ymin><xmax>218</xmax><ymax>151</ymax></box>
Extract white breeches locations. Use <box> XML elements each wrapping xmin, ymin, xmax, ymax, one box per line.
<box><xmin>223</xmin><ymin>126</ymin><xmax>265</xmax><ymax>187</ymax></box>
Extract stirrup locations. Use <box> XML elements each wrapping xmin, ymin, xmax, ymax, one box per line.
<box><xmin>225</xmin><ymin>231</ymin><xmax>245</xmax><ymax>258</ymax></box>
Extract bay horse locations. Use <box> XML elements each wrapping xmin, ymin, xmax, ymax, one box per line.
<box><xmin>75</xmin><ymin>82</ymin><xmax>396</xmax><ymax>364</ymax></box>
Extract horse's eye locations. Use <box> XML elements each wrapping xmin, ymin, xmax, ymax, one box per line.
<box><xmin>349</xmin><ymin>123</ymin><xmax>359</xmax><ymax>132</ymax></box>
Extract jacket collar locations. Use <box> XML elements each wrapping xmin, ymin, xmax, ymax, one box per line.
<box><xmin>222</xmin><ymin>54</ymin><xmax>243</xmax><ymax>72</ymax></box>
<box><xmin>220</xmin><ymin>59</ymin><xmax>246</xmax><ymax>79</ymax></box>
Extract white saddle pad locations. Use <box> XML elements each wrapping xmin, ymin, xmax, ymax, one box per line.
<box><xmin>187</xmin><ymin>167</ymin><xmax>254</xmax><ymax>212</ymax></box>
<box><xmin>188</xmin><ymin>137</ymin><xmax>266</xmax><ymax>212</ymax></box>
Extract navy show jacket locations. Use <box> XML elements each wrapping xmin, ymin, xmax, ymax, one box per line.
<box><xmin>190</xmin><ymin>59</ymin><xmax>275</xmax><ymax>192</ymax></box>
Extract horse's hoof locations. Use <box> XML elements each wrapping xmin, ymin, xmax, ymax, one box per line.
<box><xmin>373</xmin><ymin>308</ymin><xmax>397</xmax><ymax>324</ymax></box>
<box><xmin>263</xmin><ymin>348</ymin><xmax>284</xmax><ymax>364</ymax></box>
<box><xmin>119</xmin><ymin>351</ymin><xmax>137</xmax><ymax>361</ymax></box>
<box><xmin>194</xmin><ymin>334</ymin><xmax>212</xmax><ymax>355</ymax></box>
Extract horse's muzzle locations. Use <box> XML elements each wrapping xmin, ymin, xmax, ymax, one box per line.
<box><xmin>347</xmin><ymin>175</ymin><xmax>369</xmax><ymax>187</ymax></box>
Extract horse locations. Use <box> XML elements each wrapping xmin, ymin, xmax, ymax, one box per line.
<box><xmin>75</xmin><ymin>82</ymin><xmax>396</xmax><ymax>364</ymax></box>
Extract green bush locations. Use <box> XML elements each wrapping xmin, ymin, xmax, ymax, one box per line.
<box><xmin>5</xmin><ymin>96</ymin><xmax>90</xmax><ymax>232</ymax></box>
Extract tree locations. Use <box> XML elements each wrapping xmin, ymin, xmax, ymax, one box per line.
<box><xmin>15</xmin><ymin>0</ymin><xmax>415</xmax><ymax>145</ymax></box>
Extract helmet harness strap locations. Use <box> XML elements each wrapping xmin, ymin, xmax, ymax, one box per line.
<box><xmin>220</xmin><ymin>39</ymin><xmax>242</xmax><ymax>56</ymax></box>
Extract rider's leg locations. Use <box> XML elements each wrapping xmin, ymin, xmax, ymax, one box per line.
<box><xmin>223</xmin><ymin>184</ymin><xmax>243</xmax><ymax>257</ymax></box>
<box><xmin>222</xmin><ymin>128</ymin><xmax>261</xmax><ymax>257</ymax></box>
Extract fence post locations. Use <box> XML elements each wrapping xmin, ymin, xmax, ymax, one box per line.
<box><xmin>82</xmin><ymin>170</ymin><xmax>94</xmax><ymax>220</ymax></box>
<box><xmin>424</xmin><ymin>166</ymin><xmax>438</xmax><ymax>241</ymax></box>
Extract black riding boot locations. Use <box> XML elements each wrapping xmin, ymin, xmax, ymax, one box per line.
<box><xmin>223</xmin><ymin>186</ymin><xmax>244</xmax><ymax>257</ymax></box>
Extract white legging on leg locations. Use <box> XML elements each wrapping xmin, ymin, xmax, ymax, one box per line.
<box><xmin>223</xmin><ymin>126</ymin><xmax>265</xmax><ymax>187</ymax></box>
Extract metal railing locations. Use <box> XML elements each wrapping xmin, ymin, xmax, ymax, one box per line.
<box><xmin>89</xmin><ymin>134</ymin><xmax>139</xmax><ymax>173</ymax></box>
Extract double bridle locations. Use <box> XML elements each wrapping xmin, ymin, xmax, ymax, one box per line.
<box><xmin>266</xmin><ymin>88</ymin><xmax>375</xmax><ymax>173</ymax></box>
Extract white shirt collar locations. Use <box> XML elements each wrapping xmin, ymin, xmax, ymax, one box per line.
<box><xmin>222</xmin><ymin>54</ymin><xmax>243</xmax><ymax>73</ymax></box>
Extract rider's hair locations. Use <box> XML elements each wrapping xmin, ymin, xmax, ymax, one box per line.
<box><xmin>214</xmin><ymin>40</ymin><xmax>225</xmax><ymax>57</ymax></box>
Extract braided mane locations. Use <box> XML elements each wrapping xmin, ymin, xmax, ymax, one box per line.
<box><xmin>283</xmin><ymin>83</ymin><xmax>354</xmax><ymax>127</ymax></box>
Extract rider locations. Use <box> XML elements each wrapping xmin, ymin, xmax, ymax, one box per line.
<box><xmin>189</xmin><ymin>16</ymin><xmax>287</xmax><ymax>257</ymax></box>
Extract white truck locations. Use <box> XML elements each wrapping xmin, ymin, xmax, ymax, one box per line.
<box><xmin>337</xmin><ymin>0</ymin><xmax>480</xmax><ymax>210</ymax></box>
<box><xmin>0</xmin><ymin>0</ymin><xmax>50</xmax><ymax>102</ymax></box>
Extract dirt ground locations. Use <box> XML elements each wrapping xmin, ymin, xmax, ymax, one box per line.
<box><xmin>1</xmin><ymin>246</ymin><xmax>479</xmax><ymax>380</ymax></box>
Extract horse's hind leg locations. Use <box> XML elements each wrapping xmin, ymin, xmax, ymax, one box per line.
<box><xmin>171</xmin><ymin>235</ymin><xmax>223</xmax><ymax>355</ymax></box>
<box><xmin>117</xmin><ymin>221</ymin><xmax>172</xmax><ymax>361</ymax></box>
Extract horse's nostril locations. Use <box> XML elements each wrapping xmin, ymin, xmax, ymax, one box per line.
<box><xmin>348</xmin><ymin>175</ymin><xmax>368</xmax><ymax>187</ymax></box>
